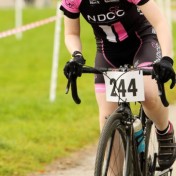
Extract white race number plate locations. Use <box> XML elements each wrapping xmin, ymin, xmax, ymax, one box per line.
<box><xmin>103</xmin><ymin>71</ymin><xmax>145</xmax><ymax>102</ymax></box>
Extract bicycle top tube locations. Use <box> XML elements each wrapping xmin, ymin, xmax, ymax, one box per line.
<box><xmin>65</xmin><ymin>65</ymin><xmax>176</xmax><ymax>107</ymax></box>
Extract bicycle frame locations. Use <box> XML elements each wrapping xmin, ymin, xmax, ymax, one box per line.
<box><xmin>116</xmin><ymin>102</ymin><xmax>144</xmax><ymax>175</ymax></box>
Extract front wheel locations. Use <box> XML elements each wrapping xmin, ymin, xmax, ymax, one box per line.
<box><xmin>94</xmin><ymin>112</ymin><xmax>135</xmax><ymax>176</ymax></box>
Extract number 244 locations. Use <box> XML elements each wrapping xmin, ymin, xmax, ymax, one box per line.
<box><xmin>110</xmin><ymin>78</ymin><xmax>138</xmax><ymax>97</ymax></box>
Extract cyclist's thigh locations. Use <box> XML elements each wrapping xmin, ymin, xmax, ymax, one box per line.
<box><xmin>133</xmin><ymin>34</ymin><xmax>162</xmax><ymax>67</ymax></box>
<box><xmin>133</xmin><ymin>33</ymin><xmax>162</xmax><ymax>104</ymax></box>
<box><xmin>94</xmin><ymin>38</ymin><xmax>141</xmax><ymax>129</ymax></box>
<box><xmin>143</xmin><ymin>76</ymin><xmax>159</xmax><ymax>103</ymax></box>
<box><xmin>94</xmin><ymin>52</ymin><xmax>120</xmax><ymax>130</ymax></box>
<box><xmin>94</xmin><ymin>50</ymin><xmax>137</xmax><ymax>129</ymax></box>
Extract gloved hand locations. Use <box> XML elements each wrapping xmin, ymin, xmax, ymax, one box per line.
<box><xmin>153</xmin><ymin>56</ymin><xmax>175</xmax><ymax>89</ymax></box>
<box><xmin>64</xmin><ymin>51</ymin><xmax>86</xmax><ymax>79</ymax></box>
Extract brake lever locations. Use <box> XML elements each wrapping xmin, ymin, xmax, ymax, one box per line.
<box><xmin>156</xmin><ymin>78</ymin><xmax>169</xmax><ymax>107</ymax></box>
<box><xmin>65</xmin><ymin>79</ymin><xmax>71</xmax><ymax>94</ymax></box>
<box><xmin>65</xmin><ymin>72</ymin><xmax>81</xmax><ymax>104</ymax></box>
<box><xmin>71</xmin><ymin>77</ymin><xmax>81</xmax><ymax>104</ymax></box>
<box><xmin>151</xmin><ymin>64</ymin><xmax>169</xmax><ymax>107</ymax></box>
<box><xmin>65</xmin><ymin>72</ymin><xmax>72</xmax><ymax>94</ymax></box>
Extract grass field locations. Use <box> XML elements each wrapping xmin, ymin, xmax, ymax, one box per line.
<box><xmin>0</xmin><ymin>7</ymin><xmax>99</xmax><ymax>176</ymax></box>
<box><xmin>0</xmin><ymin>7</ymin><xmax>176</xmax><ymax>176</ymax></box>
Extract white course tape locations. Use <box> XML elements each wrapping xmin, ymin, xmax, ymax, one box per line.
<box><xmin>0</xmin><ymin>15</ymin><xmax>61</xmax><ymax>39</ymax></box>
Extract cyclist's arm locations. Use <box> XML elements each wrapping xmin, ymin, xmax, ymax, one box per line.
<box><xmin>64</xmin><ymin>16</ymin><xmax>82</xmax><ymax>54</ymax></box>
<box><xmin>138</xmin><ymin>0</ymin><xmax>173</xmax><ymax>58</ymax></box>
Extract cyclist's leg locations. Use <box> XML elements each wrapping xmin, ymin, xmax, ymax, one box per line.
<box><xmin>133</xmin><ymin>28</ymin><xmax>168</xmax><ymax>130</ymax></box>
<box><xmin>142</xmin><ymin>76</ymin><xmax>176</xmax><ymax>170</ymax></box>
<box><xmin>94</xmin><ymin>51</ymin><xmax>132</xmax><ymax>175</ymax></box>
<box><xmin>95</xmin><ymin>91</ymin><xmax>117</xmax><ymax>130</ymax></box>
<box><xmin>94</xmin><ymin>36</ymin><xmax>147</xmax><ymax>175</ymax></box>
<box><xmin>94</xmin><ymin>41</ymin><xmax>138</xmax><ymax>130</ymax></box>
<box><xmin>142</xmin><ymin>75</ymin><xmax>169</xmax><ymax>131</ymax></box>
<box><xmin>133</xmin><ymin>31</ymin><xmax>176</xmax><ymax>170</ymax></box>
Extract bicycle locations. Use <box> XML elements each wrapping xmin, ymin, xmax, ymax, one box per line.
<box><xmin>65</xmin><ymin>63</ymin><xmax>176</xmax><ymax>176</ymax></box>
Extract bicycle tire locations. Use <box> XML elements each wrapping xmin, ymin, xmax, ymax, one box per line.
<box><xmin>94</xmin><ymin>112</ymin><xmax>135</xmax><ymax>176</ymax></box>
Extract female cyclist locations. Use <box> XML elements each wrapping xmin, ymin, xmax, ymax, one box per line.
<box><xmin>60</xmin><ymin>0</ymin><xmax>176</xmax><ymax>171</ymax></box>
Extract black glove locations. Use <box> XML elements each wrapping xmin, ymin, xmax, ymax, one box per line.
<box><xmin>64</xmin><ymin>51</ymin><xmax>86</xmax><ymax>79</ymax></box>
<box><xmin>153</xmin><ymin>56</ymin><xmax>175</xmax><ymax>89</ymax></box>
<box><xmin>71</xmin><ymin>51</ymin><xmax>86</xmax><ymax>65</ymax></box>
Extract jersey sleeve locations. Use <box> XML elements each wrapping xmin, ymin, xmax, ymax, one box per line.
<box><xmin>60</xmin><ymin>0</ymin><xmax>80</xmax><ymax>19</ymax></box>
<box><xmin>127</xmin><ymin>0</ymin><xmax>149</xmax><ymax>6</ymax></box>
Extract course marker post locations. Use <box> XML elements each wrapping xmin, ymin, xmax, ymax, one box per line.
<box><xmin>15</xmin><ymin>0</ymin><xmax>23</xmax><ymax>39</ymax></box>
<box><xmin>49</xmin><ymin>2</ymin><xmax>62</xmax><ymax>102</ymax></box>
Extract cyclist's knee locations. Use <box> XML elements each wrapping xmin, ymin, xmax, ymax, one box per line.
<box><xmin>143</xmin><ymin>76</ymin><xmax>161</xmax><ymax>108</ymax></box>
<box><xmin>142</xmin><ymin>89</ymin><xmax>161</xmax><ymax>110</ymax></box>
<box><xmin>142</xmin><ymin>95</ymin><xmax>160</xmax><ymax>110</ymax></box>
<box><xmin>99</xmin><ymin>107</ymin><xmax>118</xmax><ymax>129</ymax></box>
<box><xmin>96</xmin><ymin>92</ymin><xmax>117</xmax><ymax>130</ymax></box>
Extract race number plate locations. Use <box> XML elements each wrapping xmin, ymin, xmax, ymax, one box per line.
<box><xmin>103</xmin><ymin>71</ymin><xmax>145</xmax><ymax>102</ymax></box>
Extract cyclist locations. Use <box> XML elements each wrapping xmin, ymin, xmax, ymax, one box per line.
<box><xmin>60</xmin><ymin>0</ymin><xmax>176</xmax><ymax>170</ymax></box>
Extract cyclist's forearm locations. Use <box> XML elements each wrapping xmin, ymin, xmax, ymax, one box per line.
<box><xmin>65</xmin><ymin>34</ymin><xmax>82</xmax><ymax>55</ymax></box>
<box><xmin>154</xmin><ymin>23</ymin><xmax>173</xmax><ymax>59</ymax></box>
<box><xmin>63</xmin><ymin>16</ymin><xmax>82</xmax><ymax>55</ymax></box>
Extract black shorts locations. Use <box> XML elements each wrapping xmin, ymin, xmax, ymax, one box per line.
<box><xmin>94</xmin><ymin>31</ymin><xmax>162</xmax><ymax>88</ymax></box>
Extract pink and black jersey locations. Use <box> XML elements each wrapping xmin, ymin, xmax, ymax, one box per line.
<box><xmin>60</xmin><ymin>0</ymin><xmax>162</xmax><ymax>85</ymax></box>
<box><xmin>60</xmin><ymin>0</ymin><xmax>150</xmax><ymax>44</ymax></box>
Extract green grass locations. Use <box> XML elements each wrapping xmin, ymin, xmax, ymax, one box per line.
<box><xmin>0</xmin><ymin>8</ymin><xmax>175</xmax><ymax>176</ymax></box>
<box><xmin>0</xmin><ymin>7</ymin><xmax>98</xmax><ymax>176</ymax></box>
